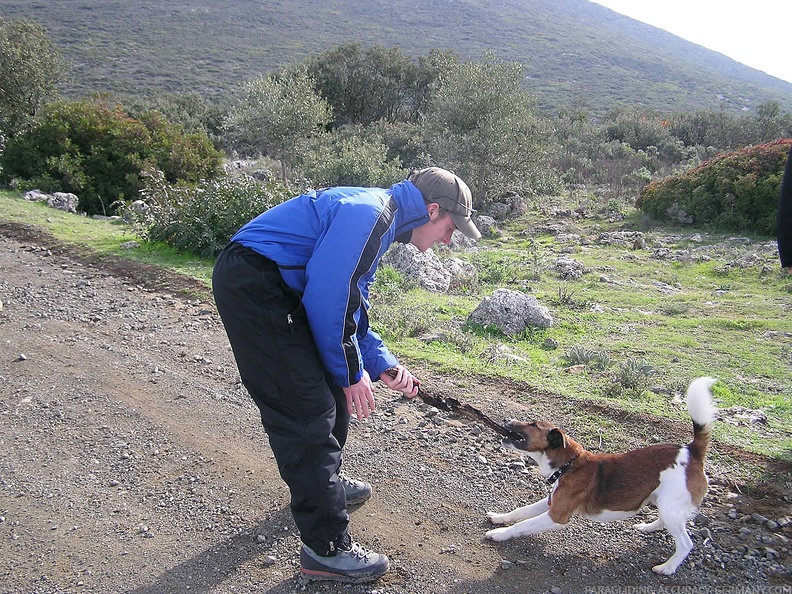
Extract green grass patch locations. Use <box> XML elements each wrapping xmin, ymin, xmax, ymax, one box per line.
<box><xmin>2</xmin><ymin>190</ymin><xmax>790</xmax><ymax>461</ymax></box>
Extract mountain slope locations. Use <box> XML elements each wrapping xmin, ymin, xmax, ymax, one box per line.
<box><xmin>1</xmin><ymin>0</ymin><xmax>790</xmax><ymax>114</ymax></box>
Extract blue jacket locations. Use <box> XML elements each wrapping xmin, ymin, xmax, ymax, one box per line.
<box><xmin>231</xmin><ymin>179</ymin><xmax>429</xmax><ymax>387</ymax></box>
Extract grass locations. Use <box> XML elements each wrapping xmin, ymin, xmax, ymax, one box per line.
<box><xmin>2</xmin><ymin>189</ymin><xmax>790</xmax><ymax>462</ymax></box>
<box><xmin>0</xmin><ymin>191</ymin><xmax>214</xmax><ymax>283</ymax></box>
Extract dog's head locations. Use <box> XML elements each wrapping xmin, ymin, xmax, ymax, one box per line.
<box><xmin>501</xmin><ymin>420</ymin><xmax>568</xmax><ymax>454</ymax></box>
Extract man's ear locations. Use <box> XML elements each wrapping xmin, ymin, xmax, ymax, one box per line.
<box><xmin>426</xmin><ymin>202</ymin><xmax>441</xmax><ymax>219</ymax></box>
<box><xmin>547</xmin><ymin>428</ymin><xmax>566</xmax><ymax>449</ymax></box>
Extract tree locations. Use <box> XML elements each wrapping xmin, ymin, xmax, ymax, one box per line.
<box><xmin>0</xmin><ymin>17</ymin><xmax>66</xmax><ymax>139</ymax></box>
<box><xmin>223</xmin><ymin>67</ymin><xmax>332</xmax><ymax>182</ymax></box>
<box><xmin>421</xmin><ymin>51</ymin><xmax>558</xmax><ymax>205</ymax></box>
<box><xmin>305</xmin><ymin>43</ymin><xmax>436</xmax><ymax>127</ymax></box>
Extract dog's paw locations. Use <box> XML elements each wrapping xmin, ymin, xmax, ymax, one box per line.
<box><xmin>635</xmin><ymin>519</ymin><xmax>664</xmax><ymax>533</ymax></box>
<box><xmin>652</xmin><ymin>562</ymin><xmax>678</xmax><ymax>576</ymax></box>
<box><xmin>486</xmin><ymin>512</ymin><xmax>509</xmax><ymax>525</ymax></box>
<box><xmin>484</xmin><ymin>527</ymin><xmax>511</xmax><ymax>542</ymax></box>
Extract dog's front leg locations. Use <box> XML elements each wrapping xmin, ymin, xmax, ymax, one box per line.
<box><xmin>487</xmin><ymin>497</ymin><xmax>549</xmax><ymax>525</ymax></box>
<box><xmin>485</xmin><ymin>510</ymin><xmax>565</xmax><ymax>541</ymax></box>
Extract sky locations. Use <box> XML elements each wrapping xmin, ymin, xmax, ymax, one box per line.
<box><xmin>589</xmin><ymin>0</ymin><xmax>792</xmax><ymax>85</ymax></box>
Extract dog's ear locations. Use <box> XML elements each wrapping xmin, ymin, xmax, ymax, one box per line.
<box><xmin>547</xmin><ymin>428</ymin><xmax>566</xmax><ymax>449</ymax></box>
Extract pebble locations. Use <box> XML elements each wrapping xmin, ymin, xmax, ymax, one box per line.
<box><xmin>751</xmin><ymin>513</ymin><xmax>769</xmax><ymax>525</ymax></box>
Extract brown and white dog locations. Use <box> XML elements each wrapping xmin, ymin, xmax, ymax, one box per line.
<box><xmin>485</xmin><ymin>376</ymin><xmax>717</xmax><ymax>575</ymax></box>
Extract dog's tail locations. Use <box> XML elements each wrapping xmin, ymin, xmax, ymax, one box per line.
<box><xmin>686</xmin><ymin>376</ymin><xmax>717</xmax><ymax>458</ymax></box>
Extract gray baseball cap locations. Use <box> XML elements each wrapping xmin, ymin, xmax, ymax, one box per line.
<box><xmin>408</xmin><ymin>167</ymin><xmax>481</xmax><ymax>240</ymax></box>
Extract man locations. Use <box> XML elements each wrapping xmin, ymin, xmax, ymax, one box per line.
<box><xmin>212</xmin><ymin>167</ymin><xmax>481</xmax><ymax>583</ymax></box>
<box><xmin>778</xmin><ymin>143</ymin><xmax>792</xmax><ymax>274</ymax></box>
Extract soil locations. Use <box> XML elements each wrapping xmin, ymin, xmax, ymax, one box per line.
<box><xmin>1</xmin><ymin>222</ymin><xmax>790</xmax><ymax>594</ymax></box>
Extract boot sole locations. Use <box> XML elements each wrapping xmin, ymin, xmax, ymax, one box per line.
<box><xmin>299</xmin><ymin>566</ymin><xmax>388</xmax><ymax>584</ymax></box>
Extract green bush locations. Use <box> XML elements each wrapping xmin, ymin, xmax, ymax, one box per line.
<box><xmin>0</xmin><ymin>98</ymin><xmax>222</xmax><ymax>215</ymax></box>
<box><xmin>636</xmin><ymin>139</ymin><xmax>791</xmax><ymax>235</ymax></box>
<box><xmin>126</xmin><ymin>169</ymin><xmax>291</xmax><ymax>257</ymax></box>
<box><xmin>299</xmin><ymin>130</ymin><xmax>406</xmax><ymax>188</ymax></box>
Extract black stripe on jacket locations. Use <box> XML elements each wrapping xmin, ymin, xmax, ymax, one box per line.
<box><xmin>342</xmin><ymin>197</ymin><xmax>398</xmax><ymax>385</ymax></box>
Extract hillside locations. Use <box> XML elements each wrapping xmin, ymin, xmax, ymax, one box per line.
<box><xmin>1</xmin><ymin>0</ymin><xmax>792</xmax><ymax>114</ymax></box>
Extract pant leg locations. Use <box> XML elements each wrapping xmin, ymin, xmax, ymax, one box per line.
<box><xmin>212</xmin><ymin>242</ymin><xmax>349</xmax><ymax>554</ymax></box>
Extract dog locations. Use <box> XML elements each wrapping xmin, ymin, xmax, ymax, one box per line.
<box><xmin>485</xmin><ymin>376</ymin><xmax>717</xmax><ymax>575</ymax></box>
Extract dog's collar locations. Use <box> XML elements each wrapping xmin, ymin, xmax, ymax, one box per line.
<box><xmin>546</xmin><ymin>454</ymin><xmax>579</xmax><ymax>486</ymax></box>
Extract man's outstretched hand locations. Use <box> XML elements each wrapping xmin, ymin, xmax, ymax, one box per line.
<box><xmin>380</xmin><ymin>365</ymin><xmax>420</xmax><ymax>399</ymax></box>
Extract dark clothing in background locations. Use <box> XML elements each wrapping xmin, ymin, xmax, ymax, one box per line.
<box><xmin>778</xmin><ymin>144</ymin><xmax>792</xmax><ymax>269</ymax></box>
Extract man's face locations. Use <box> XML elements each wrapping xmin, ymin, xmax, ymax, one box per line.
<box><xmin>409</xmin><ymin>204</ymin><xmax>456</xmax><ymax>253</ymax></box>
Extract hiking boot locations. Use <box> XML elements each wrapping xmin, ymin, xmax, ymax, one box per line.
<box><xmin>339</xmin><ymin>472</ymin><xmax>372</xmax><ymax>505</ymax></box>
<box><xmin>300</xmin><ymin>533</ymin><xmax>390</xmax><ymax>583</ymax></box>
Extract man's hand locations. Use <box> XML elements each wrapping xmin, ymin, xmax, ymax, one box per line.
<box><xmin>380</xmin><ymin>365</ymin><xmax>420</xmax><ymax>399</ymax></box>
<box><xmin>343</xmin><ymin>370</ymin><xmax>375</xmax><ymax>420</ymax></box>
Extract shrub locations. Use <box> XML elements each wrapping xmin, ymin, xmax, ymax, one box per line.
<box><xmin>562</xmin><ymin>345</ymin><xmax>611</xmax><ymax>370</ymax></box>
<box><xmin>126</xmin><ymin>169</ymin><xmax>291</xmax><ymax>257</ymax></box>
<box><xmin>605</xmin><ymin>358</ymin><xmax>656</xmax><ymax>397</ymax></box>
<box><xmin>636</xmin><ymin>139</ymin><xmax>791</xmax><ymax>235</ymax></box>
<box><xmin>0</xmin><ymin>98</ymin><xmax>222</xmax><ymax>216</ymax></box>
<box><xmin>299</xmin><ymin>130</ymin><xmax>406</xmax><ymax>188</ymax></box>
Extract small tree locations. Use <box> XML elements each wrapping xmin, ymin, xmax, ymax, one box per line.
<box><xmin>0</xmin><ymin>17</ymin><xmax>66</xmax><ymax>139</ymax></box>
<box><xmin>421</xmin><ymin>51</ymin><xmax>558</xmax><ymax>205</ymax></box>
<box><xmin>305</xmin><ymin>43</ymin><xmax>437</xmax><ymax>127</ymax></box>
<box><xmin>223</xmin><ymin>67</ymin><xmax>332</xmax><ymax>182</ymax></box>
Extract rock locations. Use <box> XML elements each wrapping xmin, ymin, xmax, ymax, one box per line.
<box><xmin>381</xmin><ymin>243</ymin><xmax>451</xmax><ymax>293</ymax></box>
<box><xmin>554</xmin><ymin>257</ymin><xmax>587</xmax><ymax>280</ymax></box>
<box><xmin>24</xmin><ymin>190</ymin><xmax>49</xmax><ymax>202</ymax></box>
<box><xmin>751</xmin><ymin>513</ymin><xmax>769</xmax><ymax>525</ymax></box>
<box><xmin>543</xmin><ymin>338</ymin><xmax>559</xmax><ymax>349</ymax></box>
<box><xmin>48</xmin><ymin>192</ymin><xmax>79</xmax><ymax>213</ymax></box>
<box><xmin>469</xmin><ymin>288</ymin><xmax>553</xmax><ymax>335</ymax></box>
<box><xmin>121</xmin><ymin>200</ymin><xmax>150</xmax><ymax>223</ymax></box>
<box><xmin>475</xmin><ymin>215</ymin><xmax>499</xmax><ymax>237</ymax></box>
<box><xmin>444</xmin><ymin>256</ymin><xmax>478</xmax><ymax>289</ymax></box>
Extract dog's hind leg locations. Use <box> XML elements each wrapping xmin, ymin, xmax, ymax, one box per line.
<box><xmin>487</xmin><ymin>497</ymin><xmax>549</xmax><ymax>525</ymax></box>
<box><xmin>651</xmin><ymin>507</ymin><xmax>694</xmax><ymax>575</ymax></box>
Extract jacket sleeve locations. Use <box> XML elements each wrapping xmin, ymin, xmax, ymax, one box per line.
<box><xmin>301</xmin><ymin>196</ymin><xmax>398</xmax><ymax>387</ymax></box>
<box><xmin>358</xmin><ymin>309</ymin><xmax>398</xmax><ymax>380</ymax></box>
<box><xmin>778</xmin><ymin>145</ymin><xmax>792</xmax><ymax>269</ymax></box>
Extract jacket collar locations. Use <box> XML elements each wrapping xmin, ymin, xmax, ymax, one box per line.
<box><xmin>390</xmin><ymin>180</ymin><xmax>429</xmax><ymax>237</ymax></box>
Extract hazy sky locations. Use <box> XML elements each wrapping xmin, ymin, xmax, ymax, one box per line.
<box><xmin>590</xmin><ymin>0</ymin><xmax>792</xmax><ymax>85</ymax></box>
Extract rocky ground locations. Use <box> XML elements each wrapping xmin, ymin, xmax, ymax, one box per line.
<box><xmin>0</xmin><ymin>223</ymin><xmax>790</xmax><ymax>594</ymax></box>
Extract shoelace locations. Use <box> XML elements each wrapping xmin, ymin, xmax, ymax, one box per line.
<box><xmin>348</xmin><ymin>541</ymin><xmax>372</xmax><ymax>562</ymax></box>
<box><xmin>338</xmin><ymin>473</ymin><xmax>359</xmax><ymax>487</ymax></box>
<box><xmin>334</xmin><ymin>533</ymin><xmax>372</xmax><ymax>562</ymax></box>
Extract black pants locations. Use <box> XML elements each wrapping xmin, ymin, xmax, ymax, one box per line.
<box><xmin>212</xmin><ymin>241</ymin><xmax>349</xmax><ymax>554</ymax></box>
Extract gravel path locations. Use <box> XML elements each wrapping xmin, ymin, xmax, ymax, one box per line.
<box><xmin>0</xmin><ymin>226</ymin><xmax>790</xmax><ymax>594</ymax></box>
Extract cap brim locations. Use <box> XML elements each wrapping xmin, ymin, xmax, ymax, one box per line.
<box><xmin>450</xmin><ymin>213</ymin><xmax>482</xmax><ymax>240</ymax></box>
